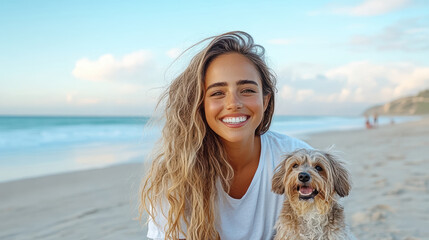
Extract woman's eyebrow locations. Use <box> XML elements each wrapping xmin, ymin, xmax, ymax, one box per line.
<box><xmin>237</xmin><ymin>79</ymin><xmax>258</xmax><ymax>86</ymax></box>
<box><xmin>206</xmin><ymin>82</ymin><xmax>227</xmax><ymax>91</ymax></box>
<box><xmin>206</xmin><ymin>79</ymin><xmax>258</xmax><ymax>91</ymax></box>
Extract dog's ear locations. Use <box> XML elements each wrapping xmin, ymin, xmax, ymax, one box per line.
<box><xmin>325</xmin><ymin>152</ymin><xmax>351</xmax><ymax>197</ymax></box>
<box><xmin>272</xmin><ymin>156</ymin><xmax>289</xmax><ymax>195</ymax></box>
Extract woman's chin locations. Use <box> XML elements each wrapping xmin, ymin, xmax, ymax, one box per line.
<box><xmin>219</xmin><ymin>132</ymin><xmax>256</xmax><ymax>145</ymax></box>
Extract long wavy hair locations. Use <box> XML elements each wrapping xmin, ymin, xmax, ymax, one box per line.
<box><xmin>140</xmin><ymin>31</ymin><xmax>277</xmax><ymax>239</ymax></box>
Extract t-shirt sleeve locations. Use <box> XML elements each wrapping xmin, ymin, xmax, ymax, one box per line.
<box><xmin>277</xmin><ymin>132</ymin><xmax>313</xmax><ymax>152</ymax></box>
<box><xmin>264</xmin><ymin>131</ymin><xmax>314</xmax><ymax>172</ymax></box>
<box><xmin>291</xmin><ymin>137</ymin><xmax>313</xmax><ymax>150</ymax></box>
<box><xmin>146</xmin><ymin>199</ymin><xmax>187</xmax><ymax>239</ymax></box>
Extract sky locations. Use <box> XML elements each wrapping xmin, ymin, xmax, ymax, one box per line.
<box><xmin>1</xmin><ymin>0</ymin><xmax>428</xmax><ymax>116</ymax></box>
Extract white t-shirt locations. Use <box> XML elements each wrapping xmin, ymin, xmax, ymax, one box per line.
<box><xmin>147</xmin><ymin>131</ymin><xmax>311</xmax><ymax>240</ymax></box>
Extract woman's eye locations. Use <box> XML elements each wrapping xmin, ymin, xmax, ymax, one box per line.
<box><xmin>315</xmin><ymin>165</ymin><xmax>323</xmax><ymax>171</ymax></box>
<box><xmin>210</xmin><ymin>91</ymin><xmax>224</xmax><ymax>97</ymax></box>
<box><xmin>242</xmin><ymin>88</ymin><xmax>256</xmax><ymax>94</ymax></box>
<box><xmin>293</xmin><ymin>164</ymin><xmax>299</xmax><ymax>168</ymax></box>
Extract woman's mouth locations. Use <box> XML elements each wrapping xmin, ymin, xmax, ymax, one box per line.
<box><xmin>221</xmin><ymin>116</ymin><xmax>249</xmax><ymax>127</ymax></box>
<box><xmin>222</xmin><ymin>116</ymin><xmax>248</xmax><ymax>124</ymax></box>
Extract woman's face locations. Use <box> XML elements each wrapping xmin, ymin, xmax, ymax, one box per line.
<box><xmin>204</xmin><ymin>53</ymin><xmax>270</xmax><ymax>144</ymax></box>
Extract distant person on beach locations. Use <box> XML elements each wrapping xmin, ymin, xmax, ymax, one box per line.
<box><xmin>373</xmin><ymin>113</ymin><xmax>378</xmax><ymax>128</ymax></box>
<box><xmin>365</xmin><ymin>115</ymin><xmax>373</xmax><ymax>129</ymax></box>
<box><xmin>139</xmin><ymin>31</ymin><xmax>311</xmax><ymax>239</ymax></box>
<box><xmin>366</xmin><ymin>119</ymin><xmax>372</xmax><ymax>129</ymax></box>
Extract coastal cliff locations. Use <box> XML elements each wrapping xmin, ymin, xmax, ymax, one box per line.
<box><xmin>363</xmin><ymin>89</ymin><xmax>429</xmax><ymax>116</ymax></box>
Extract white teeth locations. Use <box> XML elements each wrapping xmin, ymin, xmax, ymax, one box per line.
<box><xmin>222</xmin><ymin>116</ymin><xmax>248</xmax><ymax>124</ymax></box>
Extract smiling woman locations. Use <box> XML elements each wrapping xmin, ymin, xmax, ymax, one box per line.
<box><xmin>139</xmin><ymin>31</ymin><xmax>312</xmax><ymax>240</ymax></box>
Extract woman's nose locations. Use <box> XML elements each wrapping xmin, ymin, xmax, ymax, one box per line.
<box><xmin>226</xmin><ymin>93</ymin><xmax>243</xmax><ymax>110</ymax></box>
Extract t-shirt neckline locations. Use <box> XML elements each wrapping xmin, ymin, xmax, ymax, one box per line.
<box><xmin>223</xmin><ymin>133</ymin><xmax>266</xmax><ymax>203</ymax></box>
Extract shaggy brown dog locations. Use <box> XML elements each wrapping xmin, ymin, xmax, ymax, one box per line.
<box><xmin>272</xmin><ymin>149</ymin><xmax>355</xmax><ymax>240</ymax></box>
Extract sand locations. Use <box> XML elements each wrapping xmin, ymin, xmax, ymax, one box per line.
<box><xmin>0</xmin><ymin>163</ymin><xmax>145</xmax><ymax>240</ymax></box>
<box><xmin>1</xmin><ymin>117</ymin><xmax>428</xmax><ymax>240</ymax></box>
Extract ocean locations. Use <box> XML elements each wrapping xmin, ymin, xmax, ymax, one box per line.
<box><xmin>0</xmin><ymin>115</ymin><xmax>420</xmax><ymax>183</ymax></box>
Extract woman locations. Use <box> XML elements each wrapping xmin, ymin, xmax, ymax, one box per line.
<box><xmin>140</xmin><ymin>31</ymin><xmax>311</xmax><ymax>240</ymax></box>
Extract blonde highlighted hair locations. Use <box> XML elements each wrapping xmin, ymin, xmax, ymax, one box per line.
<box><xmin>140</xmin><ymin>31</ymin><xmax>277</xmax><ymax>239</ymax></box>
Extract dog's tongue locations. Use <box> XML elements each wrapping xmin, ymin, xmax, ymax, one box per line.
<box><xmin>299</xmin><ymin>186</ymin><xmax>313</xmax><ymax>195</ymax></box>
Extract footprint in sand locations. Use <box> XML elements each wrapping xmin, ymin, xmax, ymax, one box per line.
<box><xmin>370</xmin><ymin>173</ymin><xmax>379</xmax><ymax>178</ymax></box>
<box><xmin>405</xmin><ymin>160</ymin><xmax>426</xmax><ymax>166</ymax></box>
<box><xmin>387</xmin><ymin>154</ymin><xmax>404</xmax><ymax>161</ymax></box>
<box><xmin>385</xmin><ymin>185</ymin><xmax>406</xmax><ymax>196</ymax></box>
<box><xmin>370</xmin><ymin>204</ymin><xmax>394</xmax><ymax>221</ymax></box>
<box><xmin>351</xmin><ymin>212</ymin><xmax>368</xmax><ymax>226</ymax></box>
<box><xmin>374</xmin><ymin>178</ymin><xmax>388</xmax><ymax>188</ymax></box>
<box><xmin>374</xmin><ymin>161</ymin><xmax>386</xmax><ymax>167</ymax></box>
<box><xmin>352</xmin><ymin>204</ymin><xmax>395</xmax><ymax>226</ymax></box>
<box><xmin>404</xmin><ymin>177</ymin><xmax>428</xmax><ymax>192</ymax></box>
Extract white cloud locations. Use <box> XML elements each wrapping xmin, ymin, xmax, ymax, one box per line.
<box><xmin>350</xmin><ymin>18</ymin><xmax>429</xmax><ymax>52</ymax></box>
<box><xmin>276</xmin><ymin>61</ymin><xmax>429</xmax><ymax>114</ymax></box>
<box><xmin>325</xmin><ymin>61</ymin><xmax>429</xmax><ymax>102</ymax></box>
<box><xmin>333</xmin><ymin>0</ymin><xmax>412</xmax><ymax>16</ymax></box>
<box><xmin>280</xmin><ymin>85</ymin><xmax>295</xmax><ymax>100</ymax></box>
<box><xmin>276</xmin><ymin>61</ymin><xmax>429</xmax><ymax>115</ymax></box>
<box><xmin>296</xmin><ymin>89</ymin><xmax>315</xmax><ymax>102</ymax></box>
<box><xmin>280</xmin><ymin>85</ymin><xmax>315</xmax><ymax>102</ymax></box>
<box><xmin>337</xmin><ymin>88</ymin><xmax>352</xmax><ymax>102</ymax></box>
<box><xmin>72</xmin><ymin>50</ymin><xmax>158</xmax><ymax>83</ymax></box>
<box><xmin>166</xmin><ymin>48</ymin><xmax>182</xmax><ymax>59</ymax></box>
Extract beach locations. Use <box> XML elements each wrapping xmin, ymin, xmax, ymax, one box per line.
<box><xmin>1</xmin><ymin>117</ymin><xmax>428</xmax><ymax>240</ymax></box>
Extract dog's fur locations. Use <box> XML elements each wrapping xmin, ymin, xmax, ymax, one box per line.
<box><xmin>272</xmin><ymin>149</ymin><xmax>354</xmax><ymax>240</ymax></box>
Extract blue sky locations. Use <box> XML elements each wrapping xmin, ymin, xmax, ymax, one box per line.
<box><xmin>1</xmin><ymin>0</ymin><xmax>428</xmax><ymax>116</ymax></box>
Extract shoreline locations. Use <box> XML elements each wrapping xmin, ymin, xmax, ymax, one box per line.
<box><xmin>1</xmin><ymin>116</ymin><xmax>428</xmax><ymax>239</ymax></box>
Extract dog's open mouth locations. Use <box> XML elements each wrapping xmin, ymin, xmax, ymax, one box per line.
<box><xmin>297</xmin><ymin>186</ymin><xmax>319</xmax><ymax>200</ymax></box>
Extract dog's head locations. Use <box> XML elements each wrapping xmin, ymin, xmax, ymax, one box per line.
<box><xmin>272</xmin><ymin>149</ymin><xmax>350</xmax><ymax>213</ymax></box>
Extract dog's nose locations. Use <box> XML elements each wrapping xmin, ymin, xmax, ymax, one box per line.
<box><xmin>298</xmin><ymin>172</ymin><xmax>311</xmax><ymax>182</ymax></box>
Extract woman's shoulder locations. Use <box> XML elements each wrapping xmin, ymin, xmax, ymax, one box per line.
<box><xmin>262</xmin><ymin>130</ymin><xmax>312</xmax><ymax>151</ymax></box>
<box><xmin>262</xmin><ymin>131</ymin><xmax>313</xmax><ymax>168</ymax></box>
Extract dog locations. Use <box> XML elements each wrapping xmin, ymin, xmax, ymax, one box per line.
<box><xmin>272</xmin><ymin>148</ymin><xmax>355</xmax><ymax>240</ymax></box>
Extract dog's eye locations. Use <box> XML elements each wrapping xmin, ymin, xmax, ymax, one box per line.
<box><xmin>293</xmin><ymin>164</ymin><xmax>299</xmax><ymax>168</ymax></box>
<box><xmin>315</xmin><ymin>165</ymin><xmax>323</xmax><ymax>171</ymax></box>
